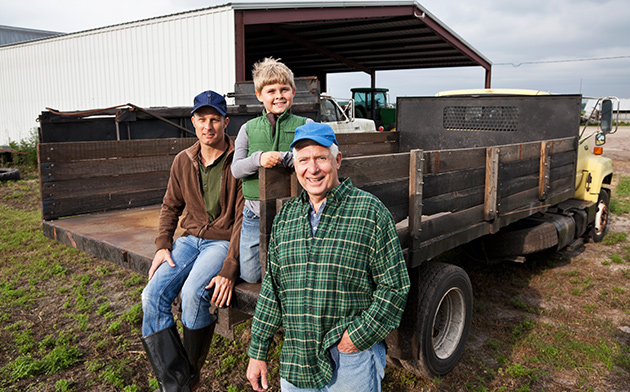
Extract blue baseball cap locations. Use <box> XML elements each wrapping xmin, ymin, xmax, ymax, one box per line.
<box><xmin>191</xmin><ymin>90</ymin><xmax>227</xmax><ymax>116</ymax></box>
<box><xmin>290</xmin><ymin>122</ymin><xmax>338</xmax><ymax>148</ymax></box>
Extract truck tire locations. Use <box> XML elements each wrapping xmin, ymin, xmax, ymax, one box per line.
<box><xmin>591</xmin><ymin>189</ymin><xmax>609</xmax><ymax>243</ymax></box>
<box><xmin>400</xmin><ymin>262</ymin><xmax>473</xmax><ymax>378</ymax></box>
<box><xmin>0</xmin><ymin>168</ymin><xmax>20</xmax><ymax>181</ymax></box>
<box><xmin>482</xmin><ymin>220</ymin><xmax>558</xmax><ymax>257</ymax></box>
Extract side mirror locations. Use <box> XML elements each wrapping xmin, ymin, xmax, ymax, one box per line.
<box><xmin>595</xmin><ymin>132</ymin><xmax>606</xmax><ymax>146</ymax></box>
<box><xmin>600</xmin><ymin>99</ymin><xmax>613</xmax><ymax>134</ymax></box>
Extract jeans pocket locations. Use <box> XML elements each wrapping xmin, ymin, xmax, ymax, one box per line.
<box><xmin>243</xmin><ymin>205</ymin><xmax>258</xmax><ymax>220</ymax></box>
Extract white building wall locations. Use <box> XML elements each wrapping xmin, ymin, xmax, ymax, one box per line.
<box><xmin>0</xmin><ymin>6</ymin><xmax>236</xmax><ymax>144</ymax></box>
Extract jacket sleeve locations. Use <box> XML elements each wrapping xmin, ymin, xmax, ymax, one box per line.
<box><xmin>346</xmin><ymin>205</ymin><xmax>410</xmax><ymax>351</ymax></box>
<box><xmin>155</xmin><ymin>154</ymin><xmax>186</xmax><ymax>251</ymax></box>
<box><xmin>216</xmin><ymin>177</ymin><xmax>244</xmax><ymax>282</ymax></box>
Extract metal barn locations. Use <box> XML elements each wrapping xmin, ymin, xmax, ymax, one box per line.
<box><xmin>0</xmin><ymin>1</ymin><xmax>491</xmax><ymax>144</ymax></box>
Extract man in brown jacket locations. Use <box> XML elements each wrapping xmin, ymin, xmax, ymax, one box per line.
<box><xmin>141</xmin><ymin>90</ymin><xmax>244</xmax><ymax>392</ymax></box>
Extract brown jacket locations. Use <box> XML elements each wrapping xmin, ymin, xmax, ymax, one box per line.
<box><xmin>155</xmin><ymin>135</ymin><xmax>245</xmax><ymax>281</ymax></box>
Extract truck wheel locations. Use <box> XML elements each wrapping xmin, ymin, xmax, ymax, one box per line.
<box><xmin>0</xmin><ymin>168</ymin><xmax>20</xmax><ymax>181</ymax></box>
<box><xmin>400</xmin><ymin>262</ymin><xmax>472</xmax><ymax>378</ymax></box>
<box><xmin>591</xmin><ymin>189</ymin><xmax>610</xmax><ymax>243</ymax></box>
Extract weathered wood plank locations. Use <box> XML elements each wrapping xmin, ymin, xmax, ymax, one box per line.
<box><xmin>339</xmin><ymin>153</ymin><xmax>409</xmax><ymax>187</ymax></box>
<box><xmin>336</xmin><ymin>132</ymin><xmax>399</xmax><ymax>145</ymax></box>
<box><xmin>409</xmin><ymin>150</ymin><xmax>423</xmax><ymax>240</ymax></box>
<box><xmin>38</xmin><ymin>138</ymin><xmax>195</xmax><ymax>162</ymax></box>
<box><xmin>539</xmin><ymin>141</ymin><xmax>551</xmax><ymax>200</ymax></box>
<box><xmin>418</xmin><ymin>205</ymin><xmax>485</xmax><ymax>243</ymax></box>
<box><xmin>258</xmin><ymin>167</ymin><xmax>293</xmax><ymax>201</ymax></box>
<box><xmin>41</xmin><ymin>171</ymin><xmax>169</xmax><ymax>201</ymax></box>
<box><xmin>500</xmin><ymin>158</ymin><xmax>539</xmax><ymax>180</ymax></box>
<box><xmin>499</xmin><ymin>176</ymin><xmax>574</xmax><ymax>216</ymax></box>
<box><xmin>341</xmin><ymin>143</ymin><xmax>399</xmax><ymax>157</ymax></box>
<box><xmin>550</xmin><ymin>137</ymin><xmax>578</xmax><ymax>154</ymax></box>
<box><xmin>259</xmin><ymin>199</ymin><xmax>279</xmax><ymax>236</ymax></box>
<box><xmin>42</xmin><ymin>188</ymin><xmax>165</xmax><ymax>220</ymax></box>
<box><xmin>485</xmin><ymin>147</ymin><xmax>499</xmax><ymax>221</ymax></box>
<box><xmin>495</xmin><ymin>136</ymin><xmax>576</xmax><ymax>163</ymax></box>
<box><xmin>423</xmin><ymin>148</ymin><xmax>486</xmax><ymax>174</ymax></box>
<box><xmin>359</xmin><ymin>180</ymin><xmax>409</xmax><ymax>223</ymax></box>
<box><xmin>550</xmin><ymin>163</ymin><xmax>575</xmax><ymax>183</ymax></box>
<box><xmin>40</xmin><ymin>156</ymin><xmax>174</xmax><ymax>182</ymax></box>
<box><xmin>422</xmin><ymin>185</ymin><xmax>485</xmax><ymax>216</ymax></box>
<box><xmin>422</xmin><ymin>167</ymin><xmax>485</xmax><ymax>199</ymax></box>
<box><xmin>550</xmin><ymin>150</ymin><xmax>577</xmax><ymax>168</ymax></box>
<box><xmin>499</xmin><ymin>173</ymin><xmax>539</xmax><ymax>198</ymax></box>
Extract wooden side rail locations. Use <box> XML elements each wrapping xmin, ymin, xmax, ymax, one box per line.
<box><xmin>258</xmin><ymin>136</ymin><xmax>578</xmax><ymax>271</ymax></box>
<box><xmin>38</xmin><ymin>138</ymin><xmax>196</xmax><ymax>220</ymax></box>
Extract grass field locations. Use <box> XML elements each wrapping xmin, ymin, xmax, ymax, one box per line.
<box><xmin>0</xmin><ymin>170</ymin><xmax>629</xmax><ymax>391</ymax></box>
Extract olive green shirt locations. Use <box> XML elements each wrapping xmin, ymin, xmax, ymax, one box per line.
<box><xmin>198</xmin><ymin>149</ymin><xmax>228</xmax><ymax>222</ymax></box>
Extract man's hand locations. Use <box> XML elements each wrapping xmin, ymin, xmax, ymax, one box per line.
<box><xmin>206</xmin><ymin>275</ymin><xmax>234</xmax><ymax>308</ymax></box>
<box><xmin>338</xmin><ymin>330</ymin><xmax>359</xmax><ymax>353</ymax></box>
<box><xmin>148</xmin><ymin>248</ymin><xmax>175</xmax><ymax>280</ymax></box>
<box><xmin>260</xmin><ymin>151</ymin><xmax>282</xmax><ymax>168</ymax></box>
<box><xmin>247</xmin><ymin>358</ymin><xmax>269</xmax><ymax>391</ymax></box>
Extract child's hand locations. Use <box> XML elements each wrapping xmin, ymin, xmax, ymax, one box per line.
<box><xmin>260</xmin><ymin>151</ymin><xmax>282</xmax><ymax>168</ymax></box>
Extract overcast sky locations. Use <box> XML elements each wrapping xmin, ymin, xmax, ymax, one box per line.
<box><xmin>2</xmin><ymin>0</ymin><xmax>629</xmax><ymax>99</ymax></box>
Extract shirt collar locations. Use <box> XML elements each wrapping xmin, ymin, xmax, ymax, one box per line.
<box><xmin>298</xmin><ymin>177</ymin><xmax>353</xmax><ymax>207</ymax></box>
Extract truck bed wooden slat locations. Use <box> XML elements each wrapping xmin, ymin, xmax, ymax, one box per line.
<box><xmin>423</xmin><ymin>148</ymin><xmax>486</xmax><ymax>174</ymax></box>
<box><xmin>422</xmin><ymin>167</ymin><xmax>486</xmax><ymax>199</ymax></box>
<box><xmin>42</xmin><ymin>188</ymin><xmax>167</xmax><ymax>220</ymax></box>
<box><xmin>341</xmin><ymin>153</ymin><xmax>409</xmax><ymax>187</ymax></box>
<box><xmin>41</xmin><ymin>171</ymin><xmax>169</xmax><ymax>200</ymax></box>
<box><xmin>38</xmin><ymin>138</ymin><xmax>195</xmax><ymax>162</ymax></box>
<box><xmin>40</xmin><ymin>156</ymin><xmax>174</xmax><ymax>181</ymax></box>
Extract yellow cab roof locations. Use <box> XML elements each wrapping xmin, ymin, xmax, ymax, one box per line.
<box><xmin>435</xmin><ymin>88</ymin><xmax>551</xmax><ymax>96</ymax></box>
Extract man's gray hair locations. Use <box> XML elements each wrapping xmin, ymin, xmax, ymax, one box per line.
<box><xmin>293</xmin><ymin>142</ymin><xmax>339</xmax><ymax>159</ymax></box>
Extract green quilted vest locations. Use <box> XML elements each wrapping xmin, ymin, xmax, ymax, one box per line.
<box><xmin>242</xmin><ymin>111</ymin><xmax>307</xmax><ymax>200</ymax></box>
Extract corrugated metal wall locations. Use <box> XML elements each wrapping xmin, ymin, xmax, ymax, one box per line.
<box><xmin>0</xmin><ymin>6</ymin><xmax>236</xmax><ymax>144</ymax></box>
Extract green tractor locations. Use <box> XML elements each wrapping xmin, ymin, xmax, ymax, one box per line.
<box><xmin>351</xmin><ymin>87</ymin><xmax>396</xmax><ymax>131</ymax></box>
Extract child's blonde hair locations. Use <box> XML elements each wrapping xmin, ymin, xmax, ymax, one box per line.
<box><xmin>252</xmin><ymin>57</ymin><xmax>296</xmax><ymax>94</ymax></box>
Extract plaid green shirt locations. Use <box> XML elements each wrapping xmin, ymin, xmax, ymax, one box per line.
<box><xmin>248</xmin><ymin>178</ymin><xmax>410</xmax><ymax>389</ymax></box>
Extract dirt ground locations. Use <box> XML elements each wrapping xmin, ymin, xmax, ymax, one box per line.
<box><xmin>599</xmin><ymin>126</ymin><xmax>630</xmax><ymax>233</ymax></box>
<box><xmin>0</xmin><ymin>129</ymin><xmax>629</xmax><ymax>391</ymax></box>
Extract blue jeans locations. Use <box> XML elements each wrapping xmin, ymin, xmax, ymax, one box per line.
<box><xmin>280</xmin><ymin>341</ymin><xmax>386</xmax><ymax>392</ymax></box>
<box><xmin>141</xmin><ymin>235</ymin><xmax>229</xmax><ymax>337</ymax></box>
<box><xmin>239</xmin><ymin>205</ymin><xmax>261</xmax><ymax>283</ymax></box>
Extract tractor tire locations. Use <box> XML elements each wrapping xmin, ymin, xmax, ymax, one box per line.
<box><xmin>399</xmin><ymin>262</ymin><xmax>472</xmax><ymax>379</ymax></box>
<box><xmin>0</xmin><ymin>168</ymin><xmax>20</xmax><ymax>181</ymax></box>
<box><xmin>591</xmin><ymin>189</ymin><xmax>610</xmax><ymax>243</ymax></box>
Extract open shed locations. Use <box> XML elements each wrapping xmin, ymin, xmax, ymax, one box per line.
<box><xmin>231</xmin><ymin>1</ymin><xmax>492</xmax><ymax>90</ymax></box>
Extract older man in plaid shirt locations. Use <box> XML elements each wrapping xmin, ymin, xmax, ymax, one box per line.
<box><xmin>246</xmin><ymin>122</ymin><xmax>410</xmax><ymax>392</ymax></box>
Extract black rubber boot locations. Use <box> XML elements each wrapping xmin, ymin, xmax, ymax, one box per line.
<box><xmin>183</xmin><ymin>315</ymin><xmax>216</xmax><ymax>391</ymax></box>
<box><xmin>141</xmin><ymin>325</ymin><xmax>193</xmax><ymax>392</ymax></box>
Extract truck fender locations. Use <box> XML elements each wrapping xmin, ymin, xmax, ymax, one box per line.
<box><xmin>575</xmin><ymin>154</ymin><xmax>613</xmax><ymax>203</ymax></box>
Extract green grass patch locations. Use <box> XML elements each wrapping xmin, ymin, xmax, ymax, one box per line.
<box><xmin>615</xmin><ymin>176</ymin><xmax>630</xmax><ymax>198</ymax></box>
<box><xmin>611</xmin><ymin>176</ymin><xmax>630</xmax><ymax>214</ymax></box>
<box><xmin>603</xmin><ymin>232</ymin><xmax>628</xmax><ymax>245</ymax></box>
<box><xmin>2</xmin><ymin>345</ymin><xmax>81</xmax><ymax>383</ymax></box>
<box><xmin>610</xmin><ymin>254</ymin><xmax>625</xmax><ymax>264</ymax></box>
